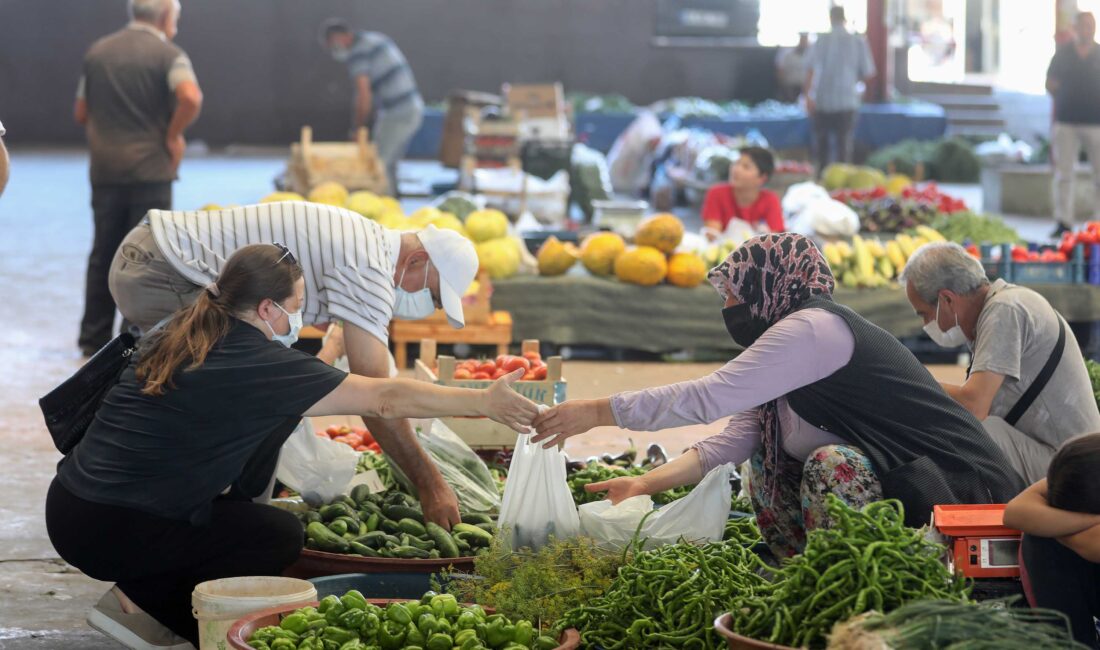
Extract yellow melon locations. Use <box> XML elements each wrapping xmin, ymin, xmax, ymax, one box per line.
<box><xmin>634</xmin><ymin>213</ymin><xmax>684</xmax><ymax>254</ymax></box>
<box><xmin>614</xmin><ymin>246</ymin><xmax>668</xmax><ymax>286</ymax></box>
<box><xmin>476</xmin><ymin>238</ymin><xmax>521</xmax><ymax>280</ymax></box>
<box><xmin>259</xmin><ymin>191</ymin><xmax>305</xmax><ymax>204</ymax></box>
<box><xmin>346</xmin><ymin>191</ymin><xmax>386</xmax><ymax>218</ymax></box>
<box><xmin>580</xmin><ymin>232</ymin><xmax>627</xmax><ymax>276</ymax></box>
<box><xmin>666</xmin><ymin>253</ymin><xmax>708</xmax><ymax>288</ymax></box>
<box><xmin>307</xmin><ymin>181</ymin><xmax>349</xmax><ymax>206</ymax></box>
<box><xmin>537</xmin><ymin>236</ymin><xmax>579</xmax><ymax>276</ymax></box>
<box><xmin>465</xmin><ymin>209</ymin><xmax>510</xmax><ymax>243</ymax></box>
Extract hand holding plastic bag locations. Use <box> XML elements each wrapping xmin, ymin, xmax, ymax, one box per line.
<box><xmin>497</xmin><ymin>426</ymin><xmax>580</xmax><ymax>550</ymax></box>
<box><xmin>386</xmin><ymin>419</ymin><xmax>502</xmax><ymax>513</ymax></box>
<box><xmin>275</xmin><ymin>417</ymin><xmax>358</xmax><ymax>507</ymax></box>
<box><xmin>578</xmin><ymin>463</ymin><xmax>737</xmax><ymax>550</ymax></box>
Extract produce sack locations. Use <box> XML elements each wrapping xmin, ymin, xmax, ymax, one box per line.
<box><xmin>578</xmin><ymin>463</ymin><xmax>736</xmax><ymax>550</ymax></box>
<box><xmin>386</xmin><ymin>419</ymin><xmax>502</xmax><ymax>513</ymax></box>
<box><xmin>497</xmin><ymin>429</ymin><xmax>580</xmax><ymax>550</ymax></box>
<box><xmin>276</xmin><ymin>417</ymin><xmax>358</xmax><ymax>507</ymax></box>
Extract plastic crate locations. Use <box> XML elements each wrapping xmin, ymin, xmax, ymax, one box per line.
<box><xmin>981</xmin><ymin>243</ymin><xmax>1086</xmax><ymax>284</ymax></box>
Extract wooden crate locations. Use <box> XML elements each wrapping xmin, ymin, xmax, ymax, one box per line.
<box><xmin>287</xmin><ymin>126</ymin><xmax>388</xmax><ymax>196</ymax></box>
<box><xmin>415</xmin><ymin>339</ymin><xmax>566</xmax><ymax>448</ymax></box>
<box><xmin>389</xmin><ymin>311</ymin><xmax>513</xmax><ymax>370</ymax></box>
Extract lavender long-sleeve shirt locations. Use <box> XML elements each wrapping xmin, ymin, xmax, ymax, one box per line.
<box><xmin>609</xmin><ymin>308</ymin><xmax>855</xmax><ymax>473</ymax></box>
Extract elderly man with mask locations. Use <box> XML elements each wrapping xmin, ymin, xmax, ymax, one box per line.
<box><xmin>107</xmin><ymin>201</ymin><xmax>478</xmax><ymax>531</ymax></box>
<box><xmin>900</xmin><ymin>242</ymin><xmax>1100</xmax><ymax>482</ymax></box>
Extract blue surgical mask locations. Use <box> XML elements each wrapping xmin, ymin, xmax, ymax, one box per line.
<box><xmin>264</xmin><ymin>301</ymin><xmax>303</xmax><ymax>347</ymax></box>
<box><xmin>393</xmin><ymin>260</ymin><xmax>436</xmax><ymax>320</ymax></box>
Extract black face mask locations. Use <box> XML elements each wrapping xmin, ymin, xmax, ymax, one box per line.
<box><xmin>722</xmin><ymin>304</ymin><xmax>770</xmax><ymax>348</ymax></box>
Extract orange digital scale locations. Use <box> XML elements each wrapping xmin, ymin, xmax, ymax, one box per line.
<box><xmin>931</xmin><ymin>504</ymin><xmax>1022</xmax><ymax>579</ymax></box>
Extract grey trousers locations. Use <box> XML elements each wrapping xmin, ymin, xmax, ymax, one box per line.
<box><xmin>108</xmin><ymin>222</ymin><xmax>203</xmax><ymax>334</ymax></box>
<box><xmin>980</xmin><ymin>416</ymin><xmax>1057</xmax><ymax>485</ymax></box>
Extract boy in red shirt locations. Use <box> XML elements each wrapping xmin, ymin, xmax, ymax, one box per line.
<box><xmin>701</xmin><ymin>146</ymin><xmax>785</xmax><ymax>236</ymax></box>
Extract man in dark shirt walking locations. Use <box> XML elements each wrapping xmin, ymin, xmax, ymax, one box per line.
<box><xmin>74</xmin><ymin>0</ymin><xmax>203</xmax><ymax>356</ymax></box>
<box><xmin>1047</xmin><ymin>12</ymin><xmax>1100</xmax><ymax>237</ymax></box>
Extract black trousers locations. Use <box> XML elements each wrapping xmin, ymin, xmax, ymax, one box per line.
<box><xmin>1021</xmin><ymin>533</ymin><xmax>1100</xmax><ymax>648</ymax></box>
<box><xmin>812</xmin><ymin>110</ymin><xmax>857</xmax><ymax>172</ymax></box>
<box><xmin>79</xmin><ymin>182</ymin><xmax>172</xmax><ymax>352</ymax></box>
<box><xmin>45</xmin><ymin>478</ymin><xmax>303</xmax><ymax>646</ymax></box>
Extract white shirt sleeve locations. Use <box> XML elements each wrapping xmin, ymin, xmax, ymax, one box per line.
<box><xmin>76</xmin><ymin>75</ymin><xmax>86</xmax><ymax>100</ymax></box>
<box><xmin>168</xmin><ymin>53</ymin><xmax>198</xmax><ymax>91</ymax></box>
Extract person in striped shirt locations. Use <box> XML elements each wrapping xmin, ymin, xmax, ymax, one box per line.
<box><xmin>322</xmin><ymin>18</ymin><xmax>423</xmax><ymax>197</ymax></box>
<box><xmin>107</xmin><ymin>201</ymin><xmax>479</xmax><ymax>527</ymax></box>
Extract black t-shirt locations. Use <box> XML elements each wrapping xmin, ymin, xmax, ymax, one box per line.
<box><xmin>58</xmin><ymin>319</ymin><xmax>347</xmax><ymax>525</ymax></box>
<box><xmin>1048</xmin><ymin>42</ymin><xmax>1100</xmax><ymax>125</ymax></box>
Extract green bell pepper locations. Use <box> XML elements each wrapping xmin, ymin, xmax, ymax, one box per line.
<box><xmin>246</xmin><ymin>641</ymin><xmax>271</xmax><ymax>650</ymax></box>
<box><xmin>435</xmin><ymin>619</ymin><xmax>452</xmax><ymax>636</ymax></box>
<box><xmin>378</xmin><ymin>620</ymin><xmax>406</xmax><ymax>650</ymax></box>
<box><xmin>534</xmin><ymin>635</ymin><xmax>558</xmax><ymax>650</ymax></box>
<box><xmin>426</xmin><ymin>632</ymin><xmax>454</xmax><ymax>650</ymax></box>
<box><xmin>513</xmin><ymin>621</ymin><xmax>535</xmax><ymax>646</ymax></box>
<box><xmin>338</xmin><ymin>608</ymin><xmax>367</xmax><ymax>630</ymax></box>
<box><xmin>340</xmin><ymin>590</ymin><xmax>368</xmax><ymax>612</ymax></box>
<box><xmin>297</xmin><ymin>639</ymin><xmax>325</xmax><ymax>650</ymax></box>
<box><xmin>404</xmin><ymin>602</ymin><xmax>425</xmax><ymax>622</ymax></box>
<box><xmin>319</xmin><ymin>595</ymin><xmax>345</xmax><ymax>616</ymax></box>
<box><xmin>405</xmin><ymin>622</ymin><xmax>426</xmax><ymax>647</ymax></box>
<box><xmin>269</xmin><ymin>639</ymin><xmax>296</xmax><ymax>650</ymax></box>
<box><xmin>338</xmin><ymin>640</ymin><xmax>364</xmax><ymax>650</ymax></box>
<box><xmin>417</xmin><ymin>612</ymin><xmax>439</xmax><ymax>637</ymax></box>
<box><xmin>456</xmin><ymin>611</ymin><xmax>480</xmax><ymax>631</ymax></box>
<box><xmin>249</xmin><ymin>626</ymin><xmax>279</xmax><ymax>643</ymax></box>
<box><xmin>322</xmin><ymin>626</ymin><xmax>359</xmax><ymax>645</ymax></box>
<box><xmin>385</xmin><ymin>603</ymin><xmax>412</xmax><ymax>627</ymax></box>
<box><xmin>454</xmin><ymin>629</ymin><xmax>478</xmax><ymax>644</ymax></box>
<box><xmin>419</xmin><ymin>591</ymin><xmax>438</xmax><ymax>605</ymax></box>
<box><xmin>270</xmin><ymin>629</ymin><xmax>300</xmax><ymax>641</ymax></box>
<box><xmin>485</xmin><ymin>618</ymin><xmax>514</xmax><ymax>648</ymax></box>
<box><xmin>359</xmin><ymin>611</ymin><xmax>381</xmax><ymax>637</ymax></box>
<box><xmin>279</xmin><ymin>613</ymin><xmax>309</xmax><ymax>636</ymax></box>
<box><xmin>429</xmin><ymin>594</ymin><xmax>459</xmax><ymax>619</ymax></box>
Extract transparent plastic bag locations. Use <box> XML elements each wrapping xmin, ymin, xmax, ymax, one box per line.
<box><xmin>497</xmin><ymin>432</ymin><xmax>580</xmax><ymax>550</ymax></box>
<box><xmin>276</xmin><ymin>417</ymin><xmax>358</xmax><ymax>507</ymax></box>
<box><xmin>386</xmin><ymin>419</ymin><xmax>502</xmax><ymax>513</ymax></box>
<box><xmin>577</xmin><ymin>463</ymin><xmax>737</xmax><ymax>550</ymax></box>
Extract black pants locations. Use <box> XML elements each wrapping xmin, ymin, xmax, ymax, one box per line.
<box><xmin>45</xmin><ymin>478</ymin><xmax>302</xmax><ymax>646</ymax></box>
<box><xmin>1022</xmin><ymin>533</ymin><xmax>1100</xmax><ymax>648</ymax></box>
<box><xmin>79</xmin><ymin>182</ymin><xmax>172</xmax><ymax>352</ymax></box>
<box><xmin>813</xmin><ymin>110</ymin><xmax>857</xmax><ymax>172</ymax></box>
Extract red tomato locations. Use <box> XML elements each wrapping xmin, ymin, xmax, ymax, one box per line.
<box><xmin>523</xmin><ymin>351</ymin><xmax>542</xmax><ymax>363</ymax></box>
<box><xmin>355</xmin><ymin>445</ymin><xmax>369</xmax><ymax>451</ymax></box>
<box><xmin>521</xmin><ymin>371</ymin><xmax>537</xmax><ymax>380</ymax></box>
<box><xmin>1060</xmin><ymin>234</ymin><xmax>1077</xmax><ymax>257</ymax></box>
<box><xmin>495</xmin><ymin>355</ymin><xmax>508</xmax><ymax>367</ymax></box>
<box><xmin>532</xmin><ymin>365</ymin><xmax>548</xmax><ymax>380</ymax></box>
<box><xmin>459</xmin><ymin>359</ymin><xmax>479</xmax><ymax>372</ymax></box>
<box><xmin>1011</xmin><ymin>246</ymin><xmax>1030</xmax><ymax>262</ymax></box>
<box><xmin>477</xmin><ymin>361</ymin><xmax>497</xmax><ymax>375</ymax></box>
<box><xmin>472</xmin><ymin>371</ymin><xmax>492</xmax><ymax>380</ymax></box>
<box><xmin>529</xmin><ymin>358</ymin><xmax>546</xmax><ymax>370</ymax></box>
<box><xmin>454</xmin><ymin>368</ymin><xmax>474</xmax><ymax>380</ymax></box>
<box><xmin>1080</xmin><ymin>230</ymin><xmax>1100</xmax><ymax>246</ymax></box>
<box><xmin>1054</xmin><ymin>252</ymin><xmax>1069</xmax><ymax>262</ymax></box>
<box><xmin>502</xmin><ymin>356</ymin><xmax>531</xmax><ymax>373</ymax></box>
<box><xmin>325</xmin><ymin>425</ymin><xmax>342</xmax><ymax>437</ymax></box>
<box><xmin>491</xmin><ymin>367</ymin><xmax>508</xmax><ymax>379</ymax></box>
<box><xmin>1028</xmin><ymin>252</ymin><xmax>1041</xmax><ymax>262</ymax></box>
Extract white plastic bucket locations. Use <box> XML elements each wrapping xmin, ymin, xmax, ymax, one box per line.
<box><xmin>191</xmin><ymin>576</ymin><xmax>316</xmax><ymax>650</ymax></box>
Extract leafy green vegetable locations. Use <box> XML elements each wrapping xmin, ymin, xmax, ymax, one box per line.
<box><xmin>1085</xmin><ymin>359</ymin><xmax>1100</xmax><ymax>412</ymax></box>
<box><xmin>930</xmin><ymin>212</ymin><xmax>1022</xmax><ymax>245</ymax></box>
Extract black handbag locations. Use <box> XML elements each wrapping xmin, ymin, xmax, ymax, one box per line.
<box><xmin>39</xmin><ymin>332</ymin><xmax>137</xmax><ymax>454</ymax></box>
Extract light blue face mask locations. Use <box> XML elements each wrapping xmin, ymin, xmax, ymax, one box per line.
<box><xmin>265</xmin><ymin>300</ymin><xmax>303</xmax><ymax>347</ymax></box>
<box><xmin>330</xmin><ymin>46</ymin><xmax>350</xmax><ymax>62</ymax></box>
<box><xmin>393</xmin><ymin>259</ymin><xmax>436</xmax><ymax>320</ymax></box>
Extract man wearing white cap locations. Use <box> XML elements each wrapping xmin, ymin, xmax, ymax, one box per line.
<box><xmin>107</xmin><ymin>201</ymin><xmax>480</xmax><ymax>528</ymax></box>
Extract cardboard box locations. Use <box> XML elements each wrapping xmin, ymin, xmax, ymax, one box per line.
<box><xmin>503</xmin><ymin>83</ymin><xmax>565</xmax><ymax>120</ymax></box>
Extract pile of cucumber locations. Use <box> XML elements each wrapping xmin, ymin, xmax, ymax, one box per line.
<box><xmin>296</xmin><ymin>484</ymin><xmax>495</xmax><ymax>559</ymax></box>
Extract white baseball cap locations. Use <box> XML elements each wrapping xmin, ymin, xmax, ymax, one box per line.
<box><xmin>416</xmin><ymin>225</ymin><xmax>479</xmax><ymax>328</ymax></box>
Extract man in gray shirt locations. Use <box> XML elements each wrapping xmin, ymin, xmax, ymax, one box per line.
<box><xmin>74</xmin><ymin>0</ymin><xmax>203</xmax><ymax>356</ymax></box>
<box><xmin>901</xmin><ymin>242</ymin><xmax>1100</xmax><ymax>483</ymax></box>
<box><xmin>803</xmin><ymin>5</ymin><xmax>875</xmax><ymax>172</ymax></box>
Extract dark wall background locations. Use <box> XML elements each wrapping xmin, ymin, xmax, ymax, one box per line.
<box><xmin>0</xmin><ymin>0</ymin><xmax>776</xmax><ymax>146</ymax></box>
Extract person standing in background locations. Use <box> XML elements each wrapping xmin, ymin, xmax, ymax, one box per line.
<box><xmin>74</xmin><ymin>0</ymin><xmax>202</xmax><ymax>356</ymax></box>
<box><xmin>321</xmin><ymin>18</ymin><xmax>424</xmax><ymax>198</ymax></box>
<box><xmin>775</xmin><ymin>33</ymin><xmax>811</xmax><ymax>103</ymax></box>
<box><xmin>0</xmin><ymin>119</ymin><xmax>9</xmax><ymax>198</ymax></box>
<box><xmin>1046</xmin><ymin>12</ymin><xmax>1100</xmax><ymax>238</ymax></box>
<box><xmin>804</xmin><ymin>5</ymin><xmax>875</xmax><ymax>173</ymax></box>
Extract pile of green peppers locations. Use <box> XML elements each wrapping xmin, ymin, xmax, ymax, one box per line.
<box><xmin>296</xmin><ymin>486</ymin><xmax>495</xmax><ymax>559</ymax></box>
<box><xmin>247</xmin><ymin>590</ymin><xmax>559</xmax><ymax>650</ymax></box>
<box><xmin>566</xmin><ymin>464</ymin><xmax>690</xmax><ymax>506</ymax></box>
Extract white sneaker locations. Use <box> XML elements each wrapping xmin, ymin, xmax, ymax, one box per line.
<box><xmin>86</xmin><ymin>590</ymin><xmax>195</xmax><ymax>650</ymax></box>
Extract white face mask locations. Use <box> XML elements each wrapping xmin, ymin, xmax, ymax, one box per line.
<box><xmin>330</xmin><ymin>46</ymin><xmax>350</xmax><ymax>62</ymax></box>
<box><xmin>264</xmin><ymin>300</ymin><xmax>303</xmax><ymax>347</ymax></box>
<box><xmin>923</xmin><ymin>298</ymin><xmax>968</xmax><ymax>348</ymax></box>
<box><xmin>393</xmin><ymin>260</ymin><xmax>436</xmax><ymax>321</ymax></box>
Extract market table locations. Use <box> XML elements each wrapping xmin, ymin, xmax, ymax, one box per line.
<box><xmin>490</xmin><ymin>275</ymin><xmax>1100</xmax><ymax>352</ymax></box>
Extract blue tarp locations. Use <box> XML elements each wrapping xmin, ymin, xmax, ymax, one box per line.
<box><xmin>405</xmin><ymin>102</ymin><xmax>947</xmax><ymax>160</ymax></box>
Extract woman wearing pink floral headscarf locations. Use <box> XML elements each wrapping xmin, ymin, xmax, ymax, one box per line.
<box><xmin>533</xmin><ymin>233</ymin><xmax>1024</xmax><ymax>557</ymax></box>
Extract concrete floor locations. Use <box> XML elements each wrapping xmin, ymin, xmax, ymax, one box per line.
<box><xmin>0</xmin><ymin>148</ymin><xmax>986</xmax><ymax>648</ymax></box>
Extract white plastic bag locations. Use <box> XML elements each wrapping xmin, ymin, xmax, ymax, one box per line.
<box><xmin>385</xmin><ymin>419</ymin><xmax>503</xmax><ymax>513</ymax></box>
<box><xmin>276</xmin><ymin>417</ymin><xmax>359</xmax><ymax>507</ymax></box>
<box><xmin>781</xmin><ymin>181</ymin><xmax>830</xmax><ymax>219</ymax></box>
<box><xmin>497</xmin><ymin>433</ymin><xmax>580</xmax><ymax>550</ymax></box>
<box><xmin>577</xmin><ymin>463</ymin><xmax>737</xmax><ymax>550</ymax></box>
<box><xmin>804</xmin><ymin>197</ymin><xmax>860</xmax><ymax>237</ymax></box>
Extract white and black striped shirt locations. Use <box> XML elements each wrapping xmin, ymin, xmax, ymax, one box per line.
<box><xmin>148</xmin><ymin>202</ymin><xmax>400</xmax><ymax>344</ymax></box>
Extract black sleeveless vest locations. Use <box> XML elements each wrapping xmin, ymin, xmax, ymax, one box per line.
<box><xmin>786</xmin><ymin>298</ymin><xmax>1026</xmax><ymax>526</ymax></box>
